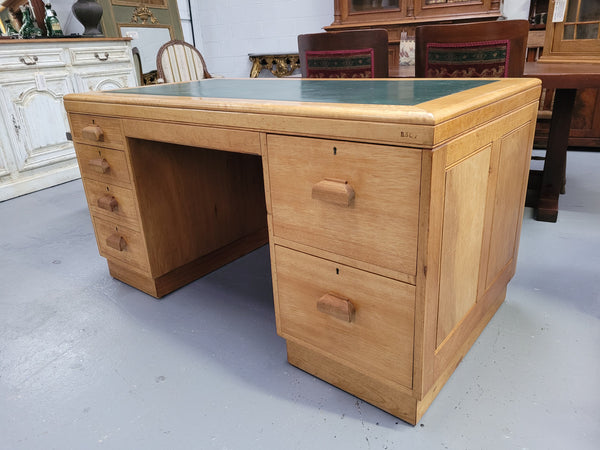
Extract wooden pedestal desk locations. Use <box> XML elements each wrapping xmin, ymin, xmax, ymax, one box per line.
<box><xmin>64</xmin><ymin>78</ymin><xmax>541</xmax><ymax>425</ymax></box>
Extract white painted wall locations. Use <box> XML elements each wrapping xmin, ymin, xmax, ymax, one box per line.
<box><xmin>182</xmin><ymin>0</ymin><xmax>333</xmax><ymax>77</ymax></box>
<box><xmin>503</xmin><ymin>0</ymin><xmax>532</xmax><ymax>20</ymax></box>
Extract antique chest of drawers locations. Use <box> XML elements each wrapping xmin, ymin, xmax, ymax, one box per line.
<box><xmin>64</xmin><ymin>78</ymin><xmax>541</xmax><ymax>424</ymax></box>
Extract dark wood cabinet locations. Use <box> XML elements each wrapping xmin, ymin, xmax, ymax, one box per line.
<box><xmin>532</xmin><ymin>0</ymin><xmax>600</xmax><ymax>148</ymax></box>
<box><xmin>326</xmin><ymin>1</ymin><xmax>501</xmax><ymax>69</ymax></box>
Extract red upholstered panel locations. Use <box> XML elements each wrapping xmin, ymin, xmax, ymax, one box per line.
<box><xmin>305</xmin><ymin>48</ymin><xmax>375</xmax><ymax>78</ymax></box>
<box><xmin>425</xmin><ymin>40</ymin><xmax>511</xmax><ymax>78</ymax></box>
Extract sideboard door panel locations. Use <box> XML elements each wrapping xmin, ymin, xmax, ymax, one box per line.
<box><xmin>7</xmin><ymin>78</ymin><xmax>72</xmax><ymax>172</ymax></box>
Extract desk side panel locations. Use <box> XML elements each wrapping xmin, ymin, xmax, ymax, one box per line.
<box><xmin>422</xmin><ymin>101</ymin><xmax>538</xmax><ymax>393</ymax></box>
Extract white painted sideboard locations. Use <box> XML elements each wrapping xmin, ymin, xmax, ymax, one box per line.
<box><xmin>0</xmin><ymin>38</ymin><xmax>137</xmax><ymax>201</ymax></box>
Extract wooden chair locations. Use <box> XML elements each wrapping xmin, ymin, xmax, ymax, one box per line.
<box><xmin>415</xmin><ymin>20</ymin><xmax>530</xmax><ymax>78</ymax></box>
<box><xmin>131</xmin><ymin>47</ymin><xmax>144</xmax><ymax>86</ymax></box>
<box><xmin>156</xmin><ymin>40</ymin><xmax>211</xmax><ymax>83</ymax></box>
<box><xmin>298</xmin><ymin>29</ymin><xmax>389</xmax><ymax>78</ymax></box>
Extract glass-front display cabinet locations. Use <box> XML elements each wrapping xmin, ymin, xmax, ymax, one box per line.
<box><xmin>327</xmin><ymin>0</ymin><xmax>502</xmax><ymax>68</ymax></box>
<box><xmin>331</xmin><ymin>0</ymin><xmax>500</xmax><ymax>25</ymax></box>
<box><xmin>540</xmin><ymin>0</ymin><xmax>600</xmax><ymax>63</ymax></box>
<box><xmin>536</xmin><ymin>0</ymin><xmax>600</xmax><ymax>148</ymax></box>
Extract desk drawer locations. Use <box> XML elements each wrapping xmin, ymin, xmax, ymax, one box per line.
<box><xmin>83</xmin><ymin>179</ymin><xmax>139</xmax><ymax>229</ymax></box>
<box><xmin>267</xmin><ymin>135</ymin><xmax>421</xmax><ymax>277</ymax></box>
<box><xmin>76</xmin><ymin>143</ymin><xmax>131</xmax><ymax>188</ymax></box>
<box><xmin>70</xmin><ymin>114</ymin><xmax>124</xmax><ymax>148</ymax></box>
<box><xmin>275</xmin><ymin>245</ymin><xmax>415</xmax><ymax>389</ymax></box>
<box><xmin>93</xmin><ymin>216</ymin><xmax>150</xmax><ymax>275</ymax></box>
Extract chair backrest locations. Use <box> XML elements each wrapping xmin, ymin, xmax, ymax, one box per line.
<box><xmin>156</xmin><ymin>40</ymin><xmax>211</xmax><ymax>83</ymax></box>
<box><xmin>415</xmin><ymin>20</ymin><xmax>530</xmax><ymax>78</ymax></box>
<box><xmin>131</xmin><ymin>46</ymin><xmax>144</xmax><ymax>86</ymax></box>
<box><xmin>298</xmin><ymin>29</ymin><xmax>389</xmax><ymax>78</ymax></box>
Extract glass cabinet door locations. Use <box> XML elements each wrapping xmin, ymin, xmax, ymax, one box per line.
<box><xmin>350</xmin><ymin>0</ymin><xmax>399</xmax><ymax>12</ymax></box>
<box><xmin>562</xmin><ymin>0</ymin><xmax>600</xmax><ymax>40</ymax></box>
<box><xmin>423</xmin><ymin>0</ymin><xmax>472</xmax><ymax>4</ymax></box>
<box><xmin>544</xmin><ymin>0</ymin><xmax>600</xmax><ymax>60</ymax></box>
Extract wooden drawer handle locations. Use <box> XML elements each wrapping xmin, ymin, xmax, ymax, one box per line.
<box><xmin>88</xmin><ymin>158</ymin><xmax>110</xmax><ymax>174</ymax></box>
<box><xmin>106</xmin><ymin>233</ymin><xmax>127</xmax><ymax>251</ymax></box>
<box><xmin>82</xmin><ymin>125</ymin><xmax>104</xmax><ymax>141</ymax></box>
<box><xmin>97</xmin><ymin>194</ymin><xmax>118</xmax><ymax>212</ymax></box>
<box><xmin>312</xmin><ymin>178</ymin><xmax>355</xmax><ymax>207</ymax></box>
<box><xmin>317</xmin><ymin>293</ymin><xmax>355</xmax><ymax>322</ymax></box>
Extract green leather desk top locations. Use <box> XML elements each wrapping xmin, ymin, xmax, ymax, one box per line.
<box><xmin>113</xmin><ymin>78</ymin><xmax>495</xmax><ymax>106</ymax></box>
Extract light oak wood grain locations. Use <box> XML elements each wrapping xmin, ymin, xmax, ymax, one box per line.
<box><xmin>126</xmin><ymin>138</ymin><xmax>267</xmax><ymax>279</ymax></box>
<box><xmin>276</xmin><ymin>245</ymin><xmax>415</xmax><ymax>389</ymax></box>
<box><xmin>65</xmin><ymin>78</ymin><xmax>541</xmax><ymax>425</ymax></box>
<box><xmin>82</xmin><ymin>179</ymin><xmax>140</xmax><ymax>230</ymax></box>
<box><xmin>268</xmin><ymin>135</ymin><xmax>421</xmax><ymax>277</ymax></box>
<box><xmin>75</xmin><ymin>144</ymin><xmax>132</xmax><ymax>189</ymax></box>
<box><xmin>436</xmin><ymin>146</ymin><xmax>491</xmax><ymax>347</ymax></box>
<box><xmin>70</xmin><ymin>114</ymin><xmax>125</xmax><ymax>149</ymax></box>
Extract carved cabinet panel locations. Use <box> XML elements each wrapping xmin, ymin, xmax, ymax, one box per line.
<box><xmin>0</xmin><ymin>38</ymin><xmax>136</xmax><ymax>201</ymax></box>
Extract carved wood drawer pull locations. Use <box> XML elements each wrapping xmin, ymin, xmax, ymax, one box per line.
<box><xmin>82</xmin><ymin>125</ymin><xmax>104</xmax><ymax>141</ymax></box>
<box><xmin>19</xmin><ymin>55</ymin><xmax>38</xmax><ymax>65</ymax></box>
<box><xmin>97</xmin><ymin>194</ymin><xmax>118</xmax><ymax>212</ymax></box>
<box><xmin>106</xmin><ymin>233</ymin><xmax>127</xmax><ymax>251</ymax></box>
<box><xmin>312</xmin><ymin>178</ymin><xmax>355</xmax><ymax>207</ymax></box>
<box><xmin>94</xmin><ymin>52</ymin><xmax>109</xmax><ymax>61</ymax></box>
<box><xmin>317</xmin><ymin>293</ymin><xmax>355</xmax><ymax>322</ymax></box>
<box><xmin>88</xmin><ymin>158</ymin><xmax>110</xmax><ymax>174</ymax></box>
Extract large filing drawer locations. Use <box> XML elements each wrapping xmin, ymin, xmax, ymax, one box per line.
<box><xmin>267</xmin><ymin>135</ymin><xmax>422</xmax><ymax>278</ymax></box>
<box><xmin>93</xmin><ymin>216</ymin><xmax>150</xmax><ymax>275</ymax></box>
<box><xmin>75</xmin><ymin>144</ymin><xmax>131</xmax><ymax>188</ymax></box>
<box><xmin>274</xmin><ymin>245</ymin><xmax>415</xmax><ymax>389</ymax></box>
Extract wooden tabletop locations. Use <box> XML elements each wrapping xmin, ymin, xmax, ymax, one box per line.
<box><xmin>523</xmin><ymin>61</ymin><xmax>600</xmax><ymax>89</ymax></box>
<box><xmin>391</xmin><ymin>62</ymin><xmax>600</xmax><ymax>89</ymax></box>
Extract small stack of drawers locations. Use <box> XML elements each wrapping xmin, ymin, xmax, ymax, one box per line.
<box><xmin>70</xmin><ymin>114</ymin><xmax>150</xmax><ymax>277</ymax></box>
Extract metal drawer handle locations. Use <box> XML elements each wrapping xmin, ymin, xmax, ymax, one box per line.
<box><xmin>106</xmin><ymin>233</ymin><xmax>127</xmax><ymax>251</ymax></box>
<box><xmin>317</xmin><ymin>293</ymin><xmax>355</xmax><ymax>323</ymax></box>
<box><xmin>97</xmin><ymin>194</ymin><xmax>118</xmax><ymax>212</ymax></box>
<box><xmin>88</xmin><ymin>158</ymin><xmax>110</xmax><ymax>174</ymax></box>
<box><xmin>312</xmin><ymin>178</ymin><xmax>355</xmax><ymax>207</ymax></box>
<box><xmin>94</xmin><ymin>52</ymin><xmax>109</xmax><ymax>61</ymax></box>
<box><xmin>19</xmin><ymin>55</ymin><xmax>38</xmax><ymax>65</ymax></box>
<box><xmin>82</xmin><ymin>124</ymin><xmax>104</xmax><ymax>141</ymax></box>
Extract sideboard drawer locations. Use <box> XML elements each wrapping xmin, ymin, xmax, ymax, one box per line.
<box><xmin>267</xmin><ymin>135</ymin><xmax>422</xmax><ymax>277</ymax></box>
<box><xmin>69</xmin><ymin>46</ymin><xmax>131</xmax><ymax>66</ymax></box>
<box><xmin>275</xmin><ymin>245</ymin><xmax>415</xmax><ymax>389</ymax></box>
<box><xmin>93</xmin><ymin>216</ymin><xmax>150</xmax><ymax>276</ymax></box>
<box><xmin>70</xmin><ymin>114</ymin><xmax>124</xmax><ymax>148</ymax></box>
<box><xmin>75</xmin><ymin>143</ymin><xmax>131</xmax><ymax>188</ymax></box>
<box><xmin>83</xmin><ymin>179</ymin><xmax>139</xmax><ymax>229</ymax></box>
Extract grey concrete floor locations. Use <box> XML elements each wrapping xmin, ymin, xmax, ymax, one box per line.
<box><xmin>1</xmin><ymin>150</ymin><xmax>599</xmax><ymax>450</ymax></box>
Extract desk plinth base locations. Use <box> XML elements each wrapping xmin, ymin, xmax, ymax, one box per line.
<box><xmin>107</xmin><ymin>228</ymin><xmax>269</xmax><ymax>298</ymax></box>
<box><xmin>286</xmin><ymin>340</ymin><xmax>424</xmax><ymax>425</ymax></box>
